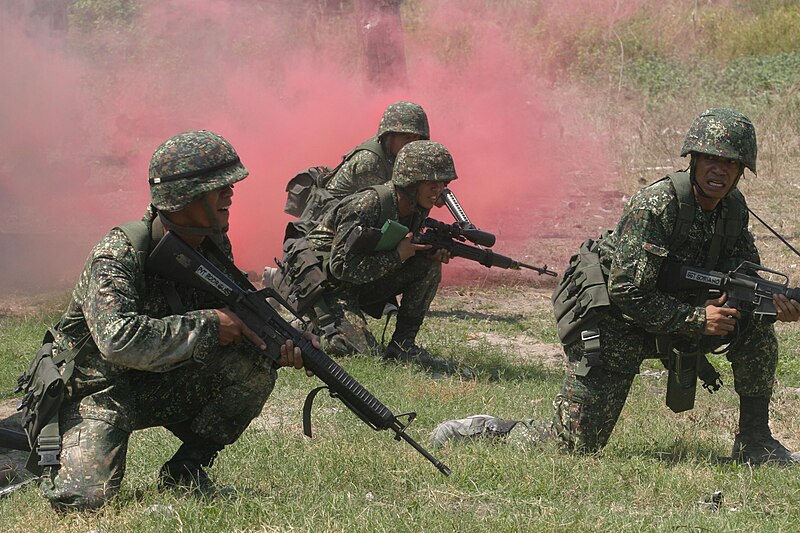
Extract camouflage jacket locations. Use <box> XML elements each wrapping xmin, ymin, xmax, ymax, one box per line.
<box><xmin>308</xmin><ymin>183</ymin><xmax>427</xmax><ymax>286</ymax></box>
<box><xmin>55</xmin><ymin>208</ymin><xmax>234</xmax><ymax>397</ymax></box>
<box><xmin>598</xmin><ymin>175</ymin><xmax>758</xmax><ymax>341</ymax></box>
<box><xmin>324</xmin><ymin>137</ymin><xmax>393</xmax><ymax>201</ymax></box>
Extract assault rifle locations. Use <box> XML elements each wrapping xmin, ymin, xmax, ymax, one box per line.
<box><xmin>413</xmin><ymin>218</ymin><xmax>557</xmax><ymax>276</ymax></box>
<box><xmin>148</xmin><ymin>232</ymin><xmax>451</xmax><ymax>476</ymax></box>
<box><xmin>657</xmin><ymin>261</ymin><xmax>800</xmax><ymax>412</ymax></box>
<box><xmin>661</xmin><ymin>261</ymin><xmax>800</xmax><ymax>316</ymax></box>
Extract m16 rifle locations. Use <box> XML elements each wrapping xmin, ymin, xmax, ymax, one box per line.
<box><xmin>657</xmin><ymin>261</ymin><xmax>800</xmax><ymax>412</ymax></box>
<box><xmin>148</xmin><ymin>231</ymin><xmax>451</xmax><ymax>476</ymax></box>
<box><xmin>413</xmin><ymin>218</ymin><xmax>557</xmax><ymax>276</ymax></box>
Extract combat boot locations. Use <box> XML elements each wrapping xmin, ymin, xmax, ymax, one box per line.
<box><xmin>731</xmin><ymin>396</ymin><xmax>800</xmax><ymax>465</ymax></box>
<box><xmin>384</xmin><ymin>316</ymin><xmax>472</xmax><ymax>378</ymax></box>
<box><xmin>159</xmin><ymin>440</ymin><xmax>223</xmax><ymax>494</ymax></box>
<box><xmin>384</xmin><ymin>339</ymin><xmax>455</xmax><ymax>372</ymax></box>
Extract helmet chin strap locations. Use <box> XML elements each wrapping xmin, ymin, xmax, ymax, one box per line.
<box><xmin>398</xmin><ymin>183</ymin><xmax>421</xmax><ymax>210</ymax></box>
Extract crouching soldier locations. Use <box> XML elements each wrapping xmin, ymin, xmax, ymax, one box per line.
<box><xmin>276</xmin><ymin>140</ymin><xmax>467</xmax><ymax>377</ymax></box>
<box><xmin>18</xmin><ymin>130</ymin><xmax>316</xmax><ymax>511</ymax></box>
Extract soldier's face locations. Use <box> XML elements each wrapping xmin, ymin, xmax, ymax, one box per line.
<box><xmin>694</xmin><ymin>153</ymin><xmax>742</xmax><ymax>202</ymax></box>
<box><xmin>415</xmin><ymin>180</ymin><xmax>445</xmax><ymax>210</ymax></box>
<box><xmin>176</xmin><ymin>185</ymin><xmax>234</xmax><ymax>228</ymax></box>
<box><xmin>388</xmin><ymin>132</ymin><xmax>422</xmax><ymax>157</ymax></box>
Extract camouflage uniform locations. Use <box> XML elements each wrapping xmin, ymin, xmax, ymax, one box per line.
<box><xmin>40</xmin><ymin>131</ymin><xmax>280</xmax><ymax>510</ymax></box>
<box><xmin>297</xmin><ymin>140</ymin><xmax>457</xmax><ymax>369</ymax></box>
<box><xmin>323</xmin><ymin>139</ymin><xmax>393</xmax><ymax>203</ymax></box>
<box><xmin>552</xmin><ymin>109</ymin><xmax>790</xmax><ymax>458</ymax></box>
<box><xmin>552</xmin><ymin>175</ymin><xmax>774</xmax><ymax>451</ymax></box>
<box><xmin>433</xmin><ymin>109</ymin><xmax>798</xmax><ymax>462</ymax></box>
<box><xmin>307</xmin><ymin>182</ymin><xmax>439</xmax><ymax>354</ymax></box>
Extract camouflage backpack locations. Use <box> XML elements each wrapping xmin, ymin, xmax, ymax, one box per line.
<box><xmin>283</xmin><ymin>138</ymin><xmax>388</xmax><ymax>223</ymax></box>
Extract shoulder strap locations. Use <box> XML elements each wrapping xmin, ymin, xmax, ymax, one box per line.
<box><xmin>347</xmin><ymin>137</ymin><xmax>386</xmax><ymax>160</ymax></box>
<box><xmin>317</xmin><ymin>138</ymin><xmax>389</xmax><ymax>190</ymax></box>
<box><xmin>116</xmin><ymin>220</ymin><xmax>151</xmax><ymax>273</ymax></box>
<box><xmin>117</xmin><ymin>219</ymin><xmax>187</xmax><ymax>313</ymax></box>
<box><xmin>667</xmin><ymin>172</ymin><xmax>695</xmax><ymax>252</ymax></box>
<box><xmin>369</xmin><ymin>183</ymin><xmax>397</xmax><ymax>227</ymax></box>
<box><xmin>666</xmin><ymin>172</ymin><xmax>745</xmax><ymax>269</ymax></box>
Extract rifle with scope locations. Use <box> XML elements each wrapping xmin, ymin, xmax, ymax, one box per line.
<box><xmin>413</xmin><ymin>218</ymin><xmax>557</xmax><ymax>276</ymax></box>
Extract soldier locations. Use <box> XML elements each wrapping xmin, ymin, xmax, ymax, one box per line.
<box><xmin>433</xmin><ymin>108</ymin><xmax>800</xmax><ymax>463</ymax></box>
<box><xmin>29</xmin><ymin>130</ymin><xmax>316</xmax><ymax>511</ymax></box>
<box><xmin>300</xmin><ymin>140</ymin><xmax>460</xmax><ymax>373</ymax></box>
<box><xmin>266</xmin><ymin>101</ymin><xmax>431</xmax><ymax>292</ymax></box>
<box><xmin>324</xmin><ymin>101</ymin><xmax>428</xmax><ymax>199</ymax></box>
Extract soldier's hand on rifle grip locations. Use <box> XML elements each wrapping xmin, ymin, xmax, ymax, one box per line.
<box><xmin>216</xmin><ymin>307</ymin><xmax>267</xmax><ymax>349</ymax></box>
<box><xmin>703</xmin><ymin>293</ymin><xmax>741</xmax><ymax>336</ymax></box>
<box><xmin>430</xmin><ymin>248</ymin><xmax>451</xmax><ymax>264</ymax></box>
<box><xmin>774</xmin><ymin>294</ymin><xmax>800</xmax><ymax>322</ymax></box>
<box><xmin>397</xmin><ymin>232</ymin><xmax>431</xmax><ymax>262</ymax></box>
<box><xmin>278</xmin><ymin>332</ymin><xmax>318</xmax><ymax>377</ymax></box>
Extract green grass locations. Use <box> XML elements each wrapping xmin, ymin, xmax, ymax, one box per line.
<box><xmin>2</xmin><ymin>288</ymin><xmax>800</xmax><ymax>532</ymax></box>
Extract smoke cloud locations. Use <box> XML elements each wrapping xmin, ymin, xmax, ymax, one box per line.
<box><xmin>0</xmin><ymin>0</ymin><xmax>630</xmax><ymax>291</ymax></box>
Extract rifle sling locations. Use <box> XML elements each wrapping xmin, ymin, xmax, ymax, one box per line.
<box><xmin>302</xmin><ymin>385</ymin><xmax>329</xmax><ymax>438</ymax></box>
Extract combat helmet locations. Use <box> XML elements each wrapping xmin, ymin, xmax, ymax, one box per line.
<box><xmin>149</xmin><ymin>130</ymin><xmax>248</xmax><ymax>212</ymax></box>
<box><xmin>377</xmin><ymin>101</ymin><xmax>430</xmax><ymax>140</ymax></box>
<box><xmin>681</xmin><ymin>108</ymin><xmax>757</xmax><ymax>174</ymax></box>
<box><xmin>392</xmin><ymin>140</ymin><xmax>458</xmax><ymax>188</ymax></box>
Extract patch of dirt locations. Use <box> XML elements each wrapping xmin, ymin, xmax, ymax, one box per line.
<box><xmin>435</xmin><ymin>285</ymin><xmax>554</xmax><ymax>316</ymax></box>
<box><xmin>0</xmin><ymin>291</ymin><xmax>68</xmax><ymax>319</ymax></box>
<box><xmin>465</xmin><ymin>332</ymin><xmax>565</xmax><ymax>370</ymax></box>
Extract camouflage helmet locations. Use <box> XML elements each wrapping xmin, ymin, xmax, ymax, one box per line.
<box><xmin>392</xmin><ymin>140</ymin><xmax>458</xmax><ymax>188</ymax></box>
<box><xmin>681</xmin><ymin>108</ymin><xmax>757</xmax><ymax>174</ymax></box>
<box><xmin>149</xmin><ymin>130</ymin><xmax>248</xmax><ymax>212</ymax></box>
<box><xmin>377</xmin><ymin>101</ymin><xmax>430</xmax><ymax>140</ymax></box>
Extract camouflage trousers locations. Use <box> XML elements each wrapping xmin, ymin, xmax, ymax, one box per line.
<box><xmin>41</xmin><ymin>345</ymin><xmax>277</xmax><ymax>511</ymax></box>
<box><xmin>553</xmin><ymin>315</ymin><xmax>779</xmax><ymax>453</ymax></box>
<box><xmin>322</xmin><ymin>255</ymin><xmax>441</xmax><ymax>355</ymax></box>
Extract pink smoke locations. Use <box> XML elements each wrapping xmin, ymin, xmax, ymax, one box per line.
<box><xmin>0</xmin><ymin>0</ymin><xmax>633</xmax><ymax>290</ymax></box>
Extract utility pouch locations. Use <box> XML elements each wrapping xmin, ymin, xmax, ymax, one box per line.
<box><xmin>15</xmin><ymin>329</ymin><xmax>91</xmax><ymax>475</ymax></box>
<box><xmin>345</xmin><ymin>226</ymin><xmax>382</xmax><ymax>254</ymax></box>
<box><xmin>552</xmin><ymin>232</ymin><xmax>612</xmax><ymax>345</ymax></box>
<box><xmin>665</xmin><ymin>352</ymin><xmax>698</xmax><ymax>413</ymax></box>
<box><xmin>655</xmin><ymin>334</ymin><xmax>697</xmax><ymax>413</ymax></box>
<box><xmin>275</xmin><ymin>234</ymin><xmax>329</xmax><ymax>316</ymax></box>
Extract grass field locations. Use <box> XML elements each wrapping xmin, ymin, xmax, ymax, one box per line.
<box><xmin>1</xmin><ymin>285</ymin><xmax>800</xmax><ymax>532</ymax></box>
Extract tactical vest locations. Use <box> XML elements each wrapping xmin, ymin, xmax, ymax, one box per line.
<box><xmin>552</xmin><ymin>171</ymin><xmax>745</xmax><ymax>353</ymax></box>
<box><xmin>273</xmin><ymin>183</ymin><xmax>398</xmax><ymax>336</ymax></box>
